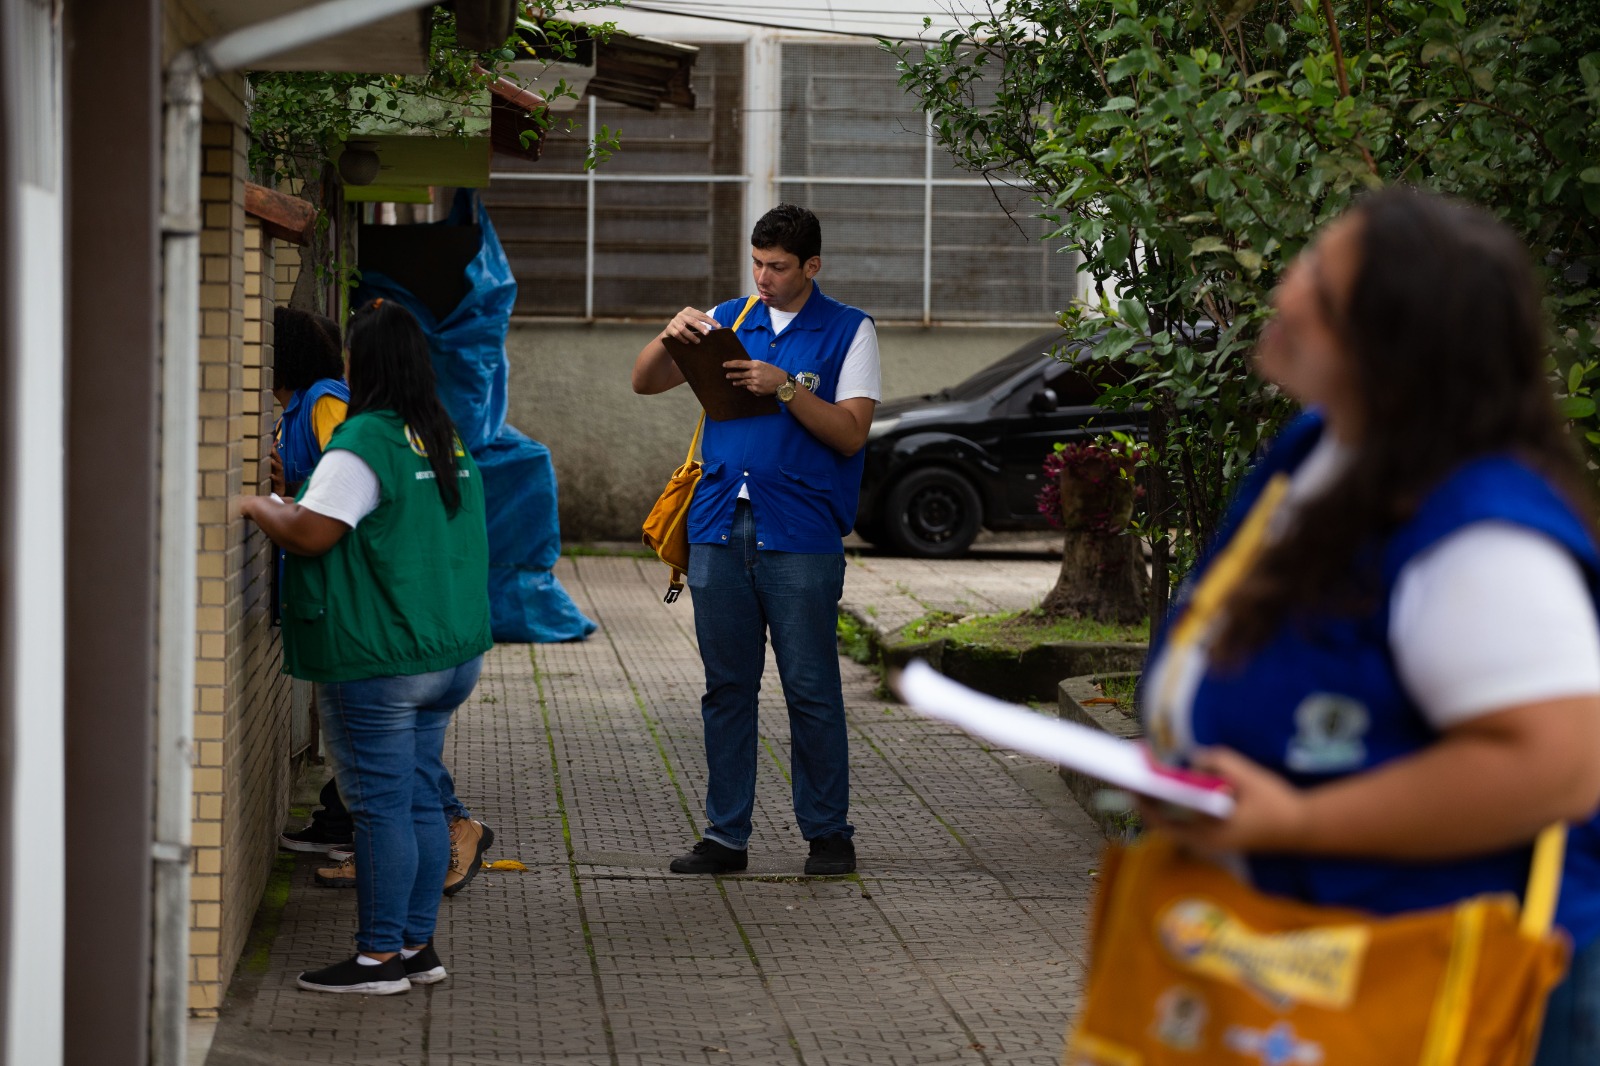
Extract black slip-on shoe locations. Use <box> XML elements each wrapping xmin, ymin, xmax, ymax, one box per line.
<box><xmin>669</xmin><ymin>838</ymin><xmax>748</xmax><ymax>874</ymax></box>
<box><xmin>297</xmin><ymin>955</ymin><xmax>409</xmax><ymax>995</ymax></box>
<box><xmin>278</xmin><ymin>821</ymin><xmax>353</xmax><ymax>854</ymax></box>
<box><xmin>804</xmin><ymin>833</ymin><xmax>856</xmax><ymax>875</ymax></box>
<box><xmin>402</xmin><ymin>943</ymin><xmax>447</xmax><ymax>986</ymax></box>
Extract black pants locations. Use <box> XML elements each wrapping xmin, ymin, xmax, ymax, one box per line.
<box><xmin>310</xmin><ymin>776</ymin><xmax>353</xmax><ymax>836</ymax></box>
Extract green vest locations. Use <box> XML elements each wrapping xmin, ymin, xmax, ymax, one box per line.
<box><xmin>282</xmin><ymin>411</ymin><xmax>493</xmax><ymax>682</ymax></box>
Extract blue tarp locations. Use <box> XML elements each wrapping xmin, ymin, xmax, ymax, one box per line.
<box><xmin>355</xmin><ymin>191</ymin><xmax>596</xmax><ymax>643</ymax></box>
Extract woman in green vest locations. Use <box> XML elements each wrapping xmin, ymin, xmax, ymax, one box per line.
<box><xmin>241</xmin><ymin>298</ymin><xmax>493</xmax><ymax>995</ymax></box>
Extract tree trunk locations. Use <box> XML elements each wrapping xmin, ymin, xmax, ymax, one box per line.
<box><xmin>1039</xmin><ymin>452</ymin><xmax>1148</xmax><ymax>622</ymax></box>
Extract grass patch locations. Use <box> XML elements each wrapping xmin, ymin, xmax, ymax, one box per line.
<box><xmin>1096</xmin><ymin>674</ymin><xmax>1140</xmax><ymax>706</ymax></box>
<box><xmin>901</xmin><ymin>609</ymin><xmax>1149</xmax><ymax>650</ymax></box>
<box><xmin>836</xmin><ymin>613</ymin><xmax>877</xmax><ymax>665</ymax></box>
<box><xmin>239</xmin><ymin>852</ymin><xmax>296</xmax><ymax>975</ymax></box>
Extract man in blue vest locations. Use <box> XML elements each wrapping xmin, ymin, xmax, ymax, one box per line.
<box><xmin>632</xmin><ymin>204</ymin><xmax>880</xmax><ymax>875</ymax></box>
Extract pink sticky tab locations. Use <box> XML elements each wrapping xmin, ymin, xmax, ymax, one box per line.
<box><xmin>1141</xmin><ymin>744</ymin><xmax>1233</xmax><ymax>794</ymax></box>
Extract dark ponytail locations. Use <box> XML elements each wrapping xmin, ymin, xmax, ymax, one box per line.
<box><xmin>344</xmin><ymin>299</ymin><xmax>464</xmax><ymax>514</ymax></box>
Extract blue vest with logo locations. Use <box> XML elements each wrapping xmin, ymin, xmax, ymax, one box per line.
<box><xmin>1155</xmin><ymin>412</ymin><xmax>1600</xmax><ymax>948</ymax></box>
<box><xmin>686</xmin><ymin>285</ymin><xmax>871</xmax><ymax>554</ymax></box>
<box><xmin>275</xmin><ymin>377</ymin><xmax>350</xmax><ymax>486</ymax></box>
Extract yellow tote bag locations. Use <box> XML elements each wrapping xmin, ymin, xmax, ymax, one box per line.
<box><xmin>1069</xmin><ymin>472</ymin><xmax>1570</xmax><ymax>1065</ymax></box>
<box><xmin>641</xmin><ymin>413</ymin><xmax>705</xmax><ymax>603</ymax></box>
<box><xmin>1067</xmin><ymin>829</ymin><xmax>1569</xmax><ymax>1066</ymax></box>
<box><xmin>641</xmin><ymin>295</ymin><xmax>759</xmax><ymax>603</ymax></box>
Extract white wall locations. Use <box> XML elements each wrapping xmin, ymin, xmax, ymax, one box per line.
<box><xmin>1</xmin><ymin>2</ymin><xmax>66</xmax><ymax>1063</ymax></box>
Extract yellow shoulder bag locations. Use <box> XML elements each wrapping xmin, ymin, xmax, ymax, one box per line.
<box><xmin>641</xmin><ymin>295</ymin><xmax>759</xmax><ymax>603</ymax></box>
<box><xmin>1068</xmin><ymin>474</ymin><xmax>1571</xmax><ymax>1066</ymax></box>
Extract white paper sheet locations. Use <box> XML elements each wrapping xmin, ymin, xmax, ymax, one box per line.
<box><xmin>893</xmin><ymin>660</ymin><xmax>1235</xmax><ymax>818</ymax></box>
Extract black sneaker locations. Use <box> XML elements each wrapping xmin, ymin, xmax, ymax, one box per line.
<box><xmin>279</xmin><ymin>821</ymin><xmax>353</xmax><ymax>854</ymax></box>
<box><xmin>402</xmin><ymin>943</ymin><xmax>447</xmax><ymax>986</ymax></box>
<box><xmin>297</xmin><ymin>955</ymin><xmax>409</xmax><ymax>995</ymax></box>
<box><xmin>805</xmin><ymin>833</ymin><xmax>856</xmax><ymax>875</ymax></box>
<box><xmin>669</xmin><ymin>839</ymin><xmax>748</xmax><ymax>874</ymax></box>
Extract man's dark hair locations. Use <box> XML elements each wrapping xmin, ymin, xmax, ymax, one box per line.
<box><xmin>272</xmin><ymin>306</ymin><xmax>344</xmax><ymax>392</ymax></box>
<box><xmin>751</xmin><ymin>204</ymin><xmax>821</xmax><ymax>264</ymax></box>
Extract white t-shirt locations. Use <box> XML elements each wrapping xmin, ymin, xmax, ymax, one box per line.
<box><xmin>298</xmin><ymin>449</ymin><xmax>382</xmax><ymax>529</ymax></box>
<box><xmin>737</xmin><ymin>309</ymin><xmax>882</xmax><ymax>500</ymax></box>
<box><xmin>764</xmin><ymin>309</ymin><xmax>882</xmax><ymax>404</ymax></box>
<box><xmin>1147</xmin><ymin>435</ymin><xmax>1600</xmax><ymax>753</ymax></box>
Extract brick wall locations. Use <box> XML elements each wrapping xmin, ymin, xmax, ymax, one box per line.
<box><xmin>188</xmin><ymin>117</ymin><xmax>295</xmax><ymax>1016</ymax></box>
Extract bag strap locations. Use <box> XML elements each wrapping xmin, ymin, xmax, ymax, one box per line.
<box><xmin>1522</xmin><ymin>823</ymin><xmax>1566</xmax><ymax>937</ymax></box>
<box><xmin>731</xmin><ymin>293</ymin><xmax>760</xmax><ymax>330</ymax></box>
<box><xmin>1154</xmin><ymin>471</ymin><xmax>1567</xmax><ymax>937</ymax></box>
<box><xmin>684</xmin><ymin>412</ymin><xmax>705</xmax><ymax>464</ymax></box>
<box><xmin>682</xmin><ymin>295</ymin><xmax>760</xmax><ymax>457</ymax></box>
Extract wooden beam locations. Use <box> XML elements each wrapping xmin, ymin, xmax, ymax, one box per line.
<box><xmin>243</xmin><ymin>181</ymin><xmax>317</xmax><ymax>246</ymax></box>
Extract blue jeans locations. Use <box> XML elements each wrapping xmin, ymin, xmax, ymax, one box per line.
<box><xmin>317</xmin><ymin>657</ymin><xmax>483</xmax><ymax>953</ymax></box>
<box><xmin>1535</xmin><ymin>932</ymin><xmax>1600</xmax><ymax>1066</ymax></box>
<box><xmin>687</xmin><ymin>502</ymin><xmax>853</xmax><ymax>850</ymax></box>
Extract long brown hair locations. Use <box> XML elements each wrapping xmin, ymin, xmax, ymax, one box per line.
<box><xmin>1214</xmin><ymin>187</ymin><xmax>1591</xmax><ymax>660</ymax></box>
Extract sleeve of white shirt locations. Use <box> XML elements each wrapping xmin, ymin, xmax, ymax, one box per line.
<box><xmin>834</xmin><ymin>319</ymin><xmax>882</xmax><ymax>403</ymax></box>
<box><xmin>1390</xmin><ymin>521</ymin><xmax>1600</xmax><ymax>729</ymax></box>
<box><xmin>297</xmin><ymin>449</ymin><xmax>382</xmax><ymax>530</ymax></box>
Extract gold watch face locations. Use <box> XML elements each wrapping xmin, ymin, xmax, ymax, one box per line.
<box><xmin>777</xmin><ymin>379</ymin><xmax>797</xmax><ymax>402</ymax></box>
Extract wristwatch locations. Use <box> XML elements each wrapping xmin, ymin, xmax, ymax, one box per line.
<box><xmin>776</xmin><ymin>374</ymin><xmax>798</xmax><ymax>403</ymax></box>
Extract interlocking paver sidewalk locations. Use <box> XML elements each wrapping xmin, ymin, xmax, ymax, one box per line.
<box><xmin>204</xmin><ymin>548</ymin><xmax>1100</xmax><ymax>1066</ymax></box>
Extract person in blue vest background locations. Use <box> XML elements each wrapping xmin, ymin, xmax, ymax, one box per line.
<box><xmin>271</xmin><ymin>306</ymin><xmax>349</xmax><ymax>499</ymax></box>
<box><xmin>1143</xmin><ymin>186</ymin><xmax>1600</xmax><ymax>1064</ymax></box>
<box><xmin>631</xmin><ymin>204</ymin><xmax>880</xmax><ymax>876</ymax></box>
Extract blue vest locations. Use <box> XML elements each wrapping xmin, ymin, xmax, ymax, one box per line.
<box><xmin>1155</xmin><ymin>413</ymin><xmax>1600</xmax><ymax>948</ymax></box>
<box><xmin>275</xmin><ymin>377</ymin><xmax>350</xmax><ymax>487</ymax></box>
<box><xmin>686</xmin><ymin>285</ymin><xmax>871</xmax><ymax>554</ymax></box>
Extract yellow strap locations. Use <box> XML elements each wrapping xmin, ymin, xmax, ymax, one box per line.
<box><xmin>681</xmin><ymin>295</ymin><xmax>759</xmax><ymax>458</ymax></box>
<box><xmin>731</xmin><ymin>293</ymin><xmax>760</xmax><ymax>330</ymax></box>
<box><xmin>684</xmin><ymin>412</ymin><xmax>705</xmax><ymax>465</ymax></box>
<box><xmin>1419</xmin><ymin>898</ymin><xmax>1487</xmax><ymax>1066</ymax></box>
<box><xmin>1521</xmin><ymin>822</ymin><xmax>1566</xmax><ymax>937</ymax></box>
<box><xmin>1168</xmin><ymin>473</ymin><xmax>1292</xmax><ymax>649</ymax></box>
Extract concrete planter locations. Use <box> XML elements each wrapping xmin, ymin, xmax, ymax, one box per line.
<box><xmin>1055</xmin><ymin>671</ymin><xmax>1143</xmax><ymax>839</ymax></box>
<box><xmin>852</xmin><ymin>606</ymin><xmax>1146</xmax><ymax>705</ymax></box>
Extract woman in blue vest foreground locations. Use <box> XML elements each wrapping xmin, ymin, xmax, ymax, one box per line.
<box><xmin>1143</xmin><ymin>187</ymin><xmax>1600</xmax><ymax>1062</ymax></box>
<box><xmin>241</xmin><ymin>299</ymin><xmax>493</xmax><ymax>994</ymax></box>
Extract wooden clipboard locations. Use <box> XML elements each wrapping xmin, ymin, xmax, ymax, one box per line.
<box><xmin>663</xmin><ymin>328</ymin><xmax>781</xmax><ymax>421</ymax></box>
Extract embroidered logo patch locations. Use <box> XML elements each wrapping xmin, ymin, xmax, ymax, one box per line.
<box><xmin>405</xmin><ymin>425</ymin><xmax>468</xmax><ymax>460</ymax></box>
<box><xmin>1285</xmin><ymin>693</ymin><xmax>1370</xmax><ymax>773</ymax></box>
<box><xmin>1157</xmin><ymin>899</ymin><xmax>1368</xmax><ymax>1009</ymax></box>
<box><xmin>795</xmin><ymin>371</ymin><xmax>822</xmax><ymax>392</ymax></box>
<box><xmin>1224</xmin><ymin>1021</ymin><xmax>1325</xmax><ymax>1066</ymax></box>
<box><xmin>1150</xmin><ymin>985</ymin><xmax>1207</xmax><ymax>1051</ymax></box>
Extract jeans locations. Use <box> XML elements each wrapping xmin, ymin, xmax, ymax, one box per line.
<box><xmin>1535</xmin><ymin>932</ymin><xmax>1600</xmax><ymax>1066</ymax></box>
<box><xmin>312</xmin><ymin>768</ymin><xmax>471</xmax><ymax>836</ymax></box>
<box><xmin>317</xmin><ymin>656</ymin><xmax>483</xmax><ymax>953</ymax></box>
<box><xmin>687</xmin><ymin>502</ymin><xmax>853</xmax><ymax>850</ymax></box>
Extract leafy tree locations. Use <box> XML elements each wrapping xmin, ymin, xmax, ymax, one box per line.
<box><xmin>248</xmin><ymin>5</ymin><xmax>619</xmax><ymax>309</ymax></box>
<box><xmin>897</xmin><ymin>0</ymin><xmax>1600</xmax><ymax>619</ymax></box>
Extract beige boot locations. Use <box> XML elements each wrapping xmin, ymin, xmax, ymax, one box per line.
<box><xmin>314</xmin><ymin>856</ymin><xmax>356</xmax><ymax>889</ymax></box>
<box><xmin>443</xmin><ymin>817</ymin><xmax>494</xmax><ymax>897</ymax></box>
